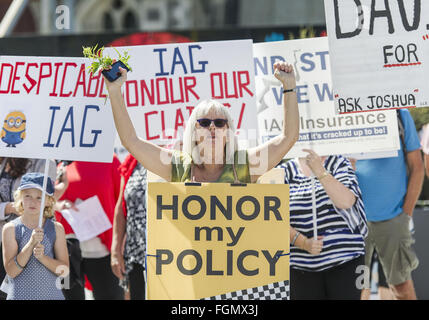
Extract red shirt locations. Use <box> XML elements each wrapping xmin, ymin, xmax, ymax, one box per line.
<box><xmin>55</xmin><ymin>156</ymin><xmax>121</xmax><ymax>251</ymax></box>
<box><xmin>118</xmin><ymin>154</ymin><xmax>138</xmax><ymax>219</ymax></box>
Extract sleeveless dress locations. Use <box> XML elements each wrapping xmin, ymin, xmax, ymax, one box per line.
<box><xmin>3</xmin><ymin>217</ymin><xmax>65</xmax><ymax>300</ymax></box>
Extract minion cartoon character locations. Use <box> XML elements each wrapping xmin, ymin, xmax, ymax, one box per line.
<box><xmin>1</xmin><ymin>111</ymin><xmax>26</xmax><ymax>147</ymax></box>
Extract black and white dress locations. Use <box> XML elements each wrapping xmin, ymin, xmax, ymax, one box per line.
<box><xmin>121</xmin><ymin>162</ymin><xmax>147</xmax><ymax>288</ymax></box>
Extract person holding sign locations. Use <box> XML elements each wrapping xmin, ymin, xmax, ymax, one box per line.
<box><xmin>0</xmin><ymin>157</ymin><xmax>65</xmax><ymax>300</ymax></box>
<box><xmin>277</xmin><ymin>150</ymin><xmax>367</xmax><ymax>300</ymax></box>
<box><xmin>1</xmin><ymin>173</ymin><xmax>69</xmax><ymax>300</ymax></box>
<box><xmin>105</xmin><ymin>62</ymin><xmax>298</xmax><ymax>183</ymax></box>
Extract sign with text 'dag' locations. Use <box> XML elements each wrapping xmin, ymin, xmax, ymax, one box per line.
<box><xmin>0</xmin><ymin>56</ymin><xmax>115</xmax><ymax>162</ymax></box>
<box><xmin>146</xmin><ymin>182</ymin><xmax>290</xmax><ymax>300</ymax></box>
<box><xmin>324</xmin><ymin>0</ymin><xmax>429</xmax><ymax>114</ymax></box>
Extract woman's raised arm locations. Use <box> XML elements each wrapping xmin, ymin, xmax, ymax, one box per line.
<box><xmin>105</xmin><ymin>67</ymin><xmax>173</xmax><ymax>181</ymax></box>
<box><xmin>248</xmin><ymin>62</ymin><xmax>299</xmax><ymax>182</ymax></box>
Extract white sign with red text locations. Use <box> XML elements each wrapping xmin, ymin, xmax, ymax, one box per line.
<box><xmin>0</xmin><ymin>56</ymin><xmax>115</xmax><ymax>162</ymax></box>
<box><xmin>104</xmin><ymin>40</ymin><xmax>258</xmax><ymax>149</ymax></box>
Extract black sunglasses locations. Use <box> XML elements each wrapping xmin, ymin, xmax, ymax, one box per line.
<box><xmin>197</xmin><ymin>118</ymin><xmax>228</xmax><ymax>128</ymax></box>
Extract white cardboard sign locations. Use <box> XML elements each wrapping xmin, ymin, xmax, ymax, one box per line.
<box><xmin>0</xmin><ymin>56</ymin><xmax>115</xmax><ymax>162</ymax></box>
<box><xmin>105</xmin><ymin>40</ymin><xmax>258</xmax><ymax>150</ymax></box>
<box><xmin>324</xmin><ymin>0</ymin><xmax>429</xmax><ymax>113</ymax></box>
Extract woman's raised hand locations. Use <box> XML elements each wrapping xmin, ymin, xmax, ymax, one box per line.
<box><xmin>273</xmin><ymin>62</ymin><xmax>296</xmax><ymax>90</ymax></box>
<box><xmin>103</xmin><ymin>66</ymin><xmax>128</xmax><ymax>93</ymax></box>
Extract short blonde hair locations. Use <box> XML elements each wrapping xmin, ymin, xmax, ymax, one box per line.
<box><xmin>13</xmin><ymin>189</ymin><xmax>56</xmax><ymax>219</ymax></box>
<box><xmin>182</xmin><ymin>99</ymin><xmax>238</xmax><ymax>165</ymax></box>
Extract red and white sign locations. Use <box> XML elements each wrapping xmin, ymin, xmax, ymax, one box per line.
<box><xmin>0</xmin><ymin>56</ymin><xmax>115</xmax><ymax>162</ymax></box>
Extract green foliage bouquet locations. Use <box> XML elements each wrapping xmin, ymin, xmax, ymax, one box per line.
<box><xmin>82</xmin><ymin>44</ymin><xmax>132</xmax><ymax>75</ymax></box>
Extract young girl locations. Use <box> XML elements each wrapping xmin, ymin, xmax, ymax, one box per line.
<box><xmin>1</xmin><ymin>172</ymin><xmax>69</xmax><ymax>300</ymax></box>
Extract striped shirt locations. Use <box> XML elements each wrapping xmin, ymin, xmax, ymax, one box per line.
<box><xmin>277</xmin><ymin>156</ymin><xmax>367</xmax><ymax>272</ymax></box>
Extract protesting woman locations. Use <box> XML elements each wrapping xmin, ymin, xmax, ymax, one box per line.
<box><xmin>277</xmin><ymin>149</ymin><xmax>367</xmax><ymax>300</ymax></box>
<box><xmin>105</xmin><ymin>61</ymin><xmax>299</xmax><ymax>183</ymax></box>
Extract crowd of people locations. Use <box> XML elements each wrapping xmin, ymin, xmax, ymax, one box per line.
<box><xmin>0</xmin><ymin>62</ymin><xmax>425</xmax><ymax>300</ymax></box>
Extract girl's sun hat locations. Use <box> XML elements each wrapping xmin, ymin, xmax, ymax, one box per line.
<box><xmin>17</xmin><ymin>172</ymin><xmax>54</xmax><ymax>196</ymax></box>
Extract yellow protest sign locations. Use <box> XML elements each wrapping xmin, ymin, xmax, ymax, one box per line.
<box><xmin>146</xmin><ymin>182</ymin><xmax>289</xmax><ymax>300</ymax></box>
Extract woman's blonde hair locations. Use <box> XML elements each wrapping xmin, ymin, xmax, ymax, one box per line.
<box><xmin>13</xmin><ymin>189</ymin><xmax>56</xmax><ymax>219</ymax></box>
<box><xmin>182</xmin><ymin>99</ymin><xmax>238</xmax><ymax>165</ymax></box>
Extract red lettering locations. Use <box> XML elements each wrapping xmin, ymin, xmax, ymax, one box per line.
<box><xmin>224</xmin><ymin>72</ymin><xmax>238</xmax><ymax>99</ymax></box>
<box><xmin>23</xmin><ymin>63</ymin><xmax>38</xmax><ymax>94</ymax></box>
<box><xmin>60</xmin><ymin>62</ymin><xmax>77</xmax><ymax>97</ymax></box>
<box><xmin>11</xmin><ymin>62</ymin><xmax>24</xmax><ymax>94</ymax></box>
<box><xmin>87</xmin><ymin>71</ymin><xmax>101</xmax><ymax>97</ymax></box>
<box><xmin>184</xmin><ymin>76</ymin><xmax>199</xmax><ymax>101</ymax></box>
<box><xmin>73</xmin><ymin>64</ymin><xmax>87</xmax><ymax>97</ymax></box>
<box><xmin>238</xmin><ymin>71</ymin><xmax>253</xmax><ymax>97</ymax></box>
<box><xmin>125</xmin><ymin>80</ymin><xmax>139</xmax><ymax>107</ymax></box>
<box><xmin>161</xmin><ymin>111</ymin><xmax>173</xmax><ymax>139</ymax></box>
<box><xmin>210</xmin><ymin>73</ymin><xmax>223</xmax><ymax>99</ymax></box>
<box><xmin>99</xmin><ymin>74</ymin><xmax>107</xmax><ymax>98</ymax></box>
<box><xmin>0</xmin><ymin>63</ymin><xmax>14</xmax><ymax>94</ymax></box>
<box><xmin>49</xmin><ymin>62</ymin><xmax>63</xmax><ymax>97</ymax></box>
<box><xmin>169</xmin><ymin>77</ymin><xmax>184</xmax><ymax>104</ymax></box>
<box><xmin>186</xmin><ymin>106</ymin><xmax>194</xmax><ymax>116</ymax></box>
<box><xmin>145</xmin><ymin>111</ymin><xmax>160</xmax><ymax>141</ymax></box>
<box><xmin>236</xmin><ymin>103</ymin><xmax>246</xmax><ymax>130</ymax></box>
<box><xmin>174</xmin><ymin>108</ymin><xmax>185</xmax><ymax>138</ymax></box>
<box><xmin>37</xmin><ymin>63</ymin><xmax>52</xmax><ymax>94</ymax></box>
<box><xmin>140</xmin><ymin>79</ymin><xmax>155</xmax><ymax>106</ymax></box>
<box><xmin>156</xmin><ymin>78</ymin><xmax>169</xmax><ymax>105</ymax></box>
